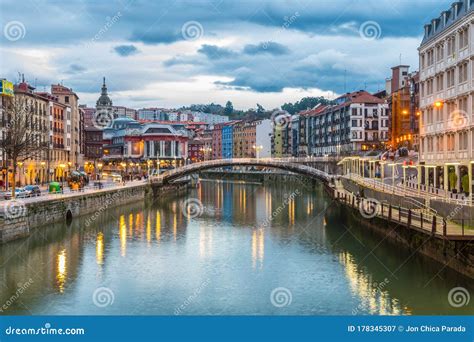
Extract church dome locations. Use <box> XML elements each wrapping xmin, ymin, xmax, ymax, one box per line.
<box><xmin>96</xmin><ymin>77</ymin><xmax>113</xmax><ymax>108</ymax></box>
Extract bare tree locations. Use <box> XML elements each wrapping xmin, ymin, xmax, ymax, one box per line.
<box><xmin>0</xmin><ymin>96</ymin><xmax>49</xmax><ymax>198</ymax></box>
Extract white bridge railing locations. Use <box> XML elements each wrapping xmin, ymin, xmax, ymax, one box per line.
<box><xmin>149</xmin><ymin>158</ymin><xmax>334</xmax><ymax>183</ymax></box>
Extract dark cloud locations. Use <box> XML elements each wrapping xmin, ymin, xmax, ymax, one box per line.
<box><xmin>198</xmin><ymin>44</ymin><xmax>237</xmax><ymax>59</ymax></box>
<box><xmin>114</xmin><ymin>44</ymin><xmax>139</xmax><ymax>56</ymax></box>
<box><xmin>66</xmin><ymin>63</ymin><xmax>87</xmax><ymax>74</ymax></box>
<box><xmin>243</xmin><ymin>42</ymin><xmax>289</xmax><ymax>56</ymax></box>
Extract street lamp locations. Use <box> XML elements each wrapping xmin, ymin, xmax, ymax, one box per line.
<box><xmin>97</xmin><ymin>162</ymin><xmax>103</xmax><ymax>188</ymax></box>
<box><xmin>253</xmin><ymin>145</ymin><xmax>263</xmax><ymax>159</ymax></box>
<box><xmin>40</xmin><ymin>161</ymin><xmax>46</xmax><ymax>185</ymax></box>
<box><xmin>59</xmin><ymin>163</ymin><xmax>66</xmax><ymax>192</ymax></box>
<box><xmin>434</xmin><ymin>100</ymin><xmax>443</xmax><ymax>108</ymax></box>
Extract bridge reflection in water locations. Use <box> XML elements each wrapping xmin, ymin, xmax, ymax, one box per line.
<box><xmin>0</xmin><ymin>180</ymin><xmax>472</xmax><ymax>315</ymax></box>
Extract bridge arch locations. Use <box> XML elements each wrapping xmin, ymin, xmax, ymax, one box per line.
<box><xmin>150</xmin><ymin>158</ymin><xmax>334</xmax><ymax>184</ymax></box>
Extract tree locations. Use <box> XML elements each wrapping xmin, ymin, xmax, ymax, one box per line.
<box><xmin>0</xmin><ymin>96</ymin><xmax>49</xmax><ymax>198</ymax></box>
<box><xmin>224</xmin><ymin>101</ymin><xmax>234</xmax><ymax>116</ymax></box>
<box><xmin>281</xmin><ymin>96</ymin><xmax>334</xmax><ymax>114</ymax></box>
<box><xmin>256</xmin><ymin>103</ymin><xmax>265</xmax><ymax>116</ymax></box>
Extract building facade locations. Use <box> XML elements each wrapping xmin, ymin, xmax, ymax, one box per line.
<box><xmin>308</xmin><ymin>91</ymin><xmax>389</xmax><ymax>156</ymax></box>
<box><xmin>419</xmin><ymin>0</ymin><xmax>474</xmax><ymax>193</ymax></box>
<box><xmin>221</xmin><ymin>123</ymin><xmax>235</xmax><ymax>159</ymax></box>
<box><xmin>386</xmin><ymin>65</ymin><xmax>420</xmax><ymax>150</ymax></box>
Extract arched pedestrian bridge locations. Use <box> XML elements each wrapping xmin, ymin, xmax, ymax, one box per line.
<box><xmin>150</xmin><ymin>158</ymin><xmax>336</xmax><ymax>184</ymax></box>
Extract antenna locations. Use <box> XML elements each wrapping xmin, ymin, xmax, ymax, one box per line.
<box><xmin>399</xmin><ymin>53</ymin><xmax>402</xmax><ymax>65</ymax></box>
<box><xmin>344</xmin><ymin>69</ymin><xmax>347</xmax><ymax>93</ymax></box>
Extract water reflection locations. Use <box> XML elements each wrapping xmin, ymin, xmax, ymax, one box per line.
<box><xmin>56</xmin><ymin>249</ymin><xmax>67</xmax><ymax>293</ymax></box>
<box><xmin>0</xmin><ymin>180</ymin><xmax>472</xmax><ymax>315</ymax></box>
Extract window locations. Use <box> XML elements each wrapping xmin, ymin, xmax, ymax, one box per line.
<box><xmin>65</xmin><ymin>96</ymin><xmax>69</xmax><ymax>103</ymax></box>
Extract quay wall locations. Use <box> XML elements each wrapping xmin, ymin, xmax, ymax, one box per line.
<box><xmin>339</xmin><ymin>178</ymin><xmax>474</xmax><ymax>279</ymax></box>
<box><xmin>0</xmin><ymin>182</ymin><xmax>189</xmax><ymax>244</ymax></box>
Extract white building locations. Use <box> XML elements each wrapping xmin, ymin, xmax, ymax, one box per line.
<box><xmin>255</xmin><ymin>119</ymin><xmax>272</xmax><ymax>158</ymax></box>
<box><xmin>419</xmin><ymin>0</ymin><xmax>474</xmax><ymax>194</ymax></box>
<box><xmin>309</xmin><ymin>90</ymin><xmax>389</xmax><ymax>156</ymax></box>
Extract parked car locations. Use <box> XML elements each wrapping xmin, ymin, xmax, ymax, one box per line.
<box><xmin>23</xmin><ymin>185</ymin><xmax>41</xmax><ymax>197</ymax></box>
<box><xmin>3</xmin><ymin>188</ymin><xmax>28</xmax><ymax>200</ymax></box>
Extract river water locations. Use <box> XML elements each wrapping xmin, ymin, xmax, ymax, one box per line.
<box><xmin>0</xmin><ymin>179</ymin><xmax>472</xmax><ymax>315</ymax></box>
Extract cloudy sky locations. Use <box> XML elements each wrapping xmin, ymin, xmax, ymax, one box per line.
<box><xmin>0</xmin><ymin>0</ymin><xmax>451</xmax><ymax>110</ymax></box>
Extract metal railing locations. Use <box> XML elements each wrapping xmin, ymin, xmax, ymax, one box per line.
<box><xmin>334</xmin><ymin>190</ymin><xmax>474</xmax><ymax>239</ymax></box>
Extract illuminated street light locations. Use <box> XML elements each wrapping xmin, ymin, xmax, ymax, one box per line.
<box><xmin>434</xmin><ymin>100</ymin><xmax>443</xmax><ymax>108</ymax></box>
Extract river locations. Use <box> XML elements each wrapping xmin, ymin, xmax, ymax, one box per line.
<box><xmin>0</xmin><ymin>179</ymin><xmax>472</xmax><ymax>315</ymax></box>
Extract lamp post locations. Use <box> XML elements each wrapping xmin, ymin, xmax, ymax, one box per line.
<box><xmin>97</xmin><ymin>162</ymin><xmax>103</xmax><ymax>188</ymax></box>
<box><xmin>120</xmin><ymin>162</ymin><xmax>126</xmax><ymax>182</ymax></box>
<box><xmin>40</xmin><ymin>161</ymin><xmax>46</xmax><ymax>185</ymax></box>
<box><xmin>253</xmin><ymin>145</ymin><xmax>263</xmax><ymax>159</ymax></box>
<box><xmin>59</xmin><ymin>164</ymin><xmax>66</xmax><ymax>192</ymax></box>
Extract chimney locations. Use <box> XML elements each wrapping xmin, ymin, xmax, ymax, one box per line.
<box><xmin>424</xmin><ymin>24</ymin><xmax>431</xmax><ymax>37</ymax></box>
<box><xmin>431</xmin><ymin>18</ymin><xmax>438</xmax><ymax>31</ymax></box>
<box><xmin>442</xmin><ymin>11</ymin><xmax>449</xmax><ymax>25</ymax></box>
<box><xmin>452</xmin><ymin>2</ymin><xmax>460</xmax><ymax>19</ymax></box>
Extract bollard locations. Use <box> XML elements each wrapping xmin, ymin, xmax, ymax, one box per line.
<box><xmin>388</xmin><ymin>204</ymin><xmax>392</xmax><ymax>221</ymax></box>
<box><xmin>443</xmin><ymin>219</ymin><xmax>447</xmax><ymax>236</ymax></box>
<box><xmin>420</xmin><ymin>212</ymin><xmax>423</xmax><ymax>229</ymax></box>
<box><xmin>407</xmin><ymin>209</ymin><xmax>412</xmax><ymax>228</ymax></box>
<box><xmin>431</xmin><ymin>215</ymin><xmax>437</xmax><ymax>235</ymax></box>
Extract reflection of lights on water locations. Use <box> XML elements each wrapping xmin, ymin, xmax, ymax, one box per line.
<box><xmin>128</xmin><ymin>214</ymin><xmax>133</xmax><ymax>237</ymax></box>
<box><xmin>338</xmin><ymin>251</ymin><xmax>405</xmax><ymax>315</ymax></box>
<box><xmin>173</xmin><ymin>213</ymin><xmax>177</xmax><ymax>241</ymax></box>
<box><xmin>323</xmin><ymin>217</ymin><xmax>327</xmax><ymax>226</ymax></box>
<box><xmin>199</xmin><ymin>224</ymin><xmax>213</xmax><ymax>258</ymax></box>
<box><xmin>288</xmin><ymin>197</ymin><xmax>295</xmax><ymax>225</ymax></box>
<box><xmin>156</xmin><ymin>210</ymin><xmax>161</xmax><ymax>243</ymax></box>
<box><xmin>96</xmin><ymin>232</ymin><xmax>104</xmax><ymax>265</ymax></box>
<box><xmin>252</xmin><ymin>229</ymin><xmax>265</xmax><ymax>270</ymax></box>
<box><xmin>306</xmin><ymin>200</ymin><xmax>313</xmax><ymax>215</ymax></box>
<box><xmin>56</xmin><ymin>249</ymin><xmax>67</xmax><ymax>293</ymax></box>
<box><xmin>120</xmin><ymin>215</ymin><xmax>127</xmax><ymax>257</ymax></box>
<box><xmin>146</xmin><ymin>213</ymin><xmax>151</xmax><ymax>244</ymax></box>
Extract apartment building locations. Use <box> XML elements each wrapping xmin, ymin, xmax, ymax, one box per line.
<box><xmin>419</xmin><ymin>0</ymin><xmax>474</xmax><ymax>193</ymax></box>
<box><xmin>309</xmin><ymin>91</ymin><xmax>389</xmax><ymax>156</ymax></box>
